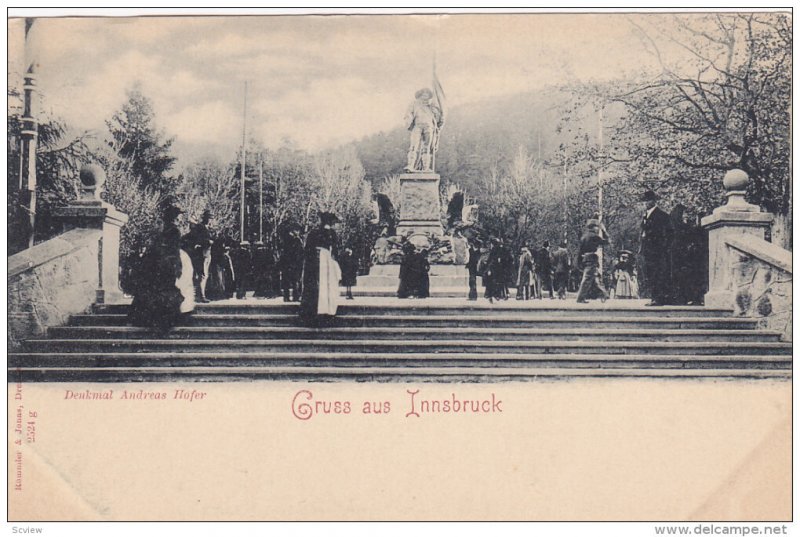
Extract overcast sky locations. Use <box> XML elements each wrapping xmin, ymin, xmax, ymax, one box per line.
<box><xmin>9</xmin><ymin>12</ymin><xmax>684</xmax><ymax>169</ymax></box>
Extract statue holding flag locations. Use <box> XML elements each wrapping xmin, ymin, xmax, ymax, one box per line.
<box><xmin>404</xmin><ymin>73</ymin><xmax>445</xmax><ymax>172</ymax></box>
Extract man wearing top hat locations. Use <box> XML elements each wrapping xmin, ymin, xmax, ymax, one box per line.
<box><xmin>279</xmin><ymin>224</ymin><xmax>304</xmax><ymax>302</ymax></box>
<box><xmin>639</xmin><ymin>190</ymin><xmax>673</xmax><ymax>306</ymax></box>
<box><xmin>405</xmin><ymin>87</ymin><xmax>443</xmax><ymax>172</ymax></box>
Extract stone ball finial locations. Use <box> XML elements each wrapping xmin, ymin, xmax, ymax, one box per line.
<box><xmin>79</xmin><ymin>164</ymin><xmax>106</xmax><ymax>200</ymax></box>
<box><xmin>723</xmin><ymin>169</ymin><xmax>748</xmax><ymax>191</ymax></box>
<box><xmin>721</xmin><ymin>168</ymin><xmax>758</xmax><ymax>212</ymax></box>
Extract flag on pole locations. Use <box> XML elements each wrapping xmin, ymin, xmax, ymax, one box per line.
<box><xmin>431</xmin><ymin>57</ymin><xmax>446</xmax><ymax>171</ymax></box>
<box><xmin>432</xmin><ymin>60</ymin><xmax>446</xmax><ymax>129</ymax></box>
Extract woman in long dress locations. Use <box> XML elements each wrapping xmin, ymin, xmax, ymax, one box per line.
<box><xmin>205</xmin><ymin>239</ymin><xmax>235</xmax><ymax>300</ymax></box>
<box><xmin>413</xmin><ymin>248</ymin><xmax>431</xmax><ymax>298</ymax></box>
<box><xmin>516</xmin><ymin>246</ymin><xmax>534</xmax><ymax>300</ymax></box>
<box><xmin>300</xmin><ymin>212</ymin><xmax>341</xmax><ymax>326</ymax></box>
<box><xmin>129</xmin><ymin>205</ymin><xmax>194</xmax><ymax>331</ymax></box>
<box><xmin>397</xmin><ymin>241</ymin><xmax>416</xmax><ymax>299</ymax></box>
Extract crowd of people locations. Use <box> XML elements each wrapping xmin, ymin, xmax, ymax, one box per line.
<box><xmin>127</xmin><ymin>189</ymin><xmax>706</xmax><ymax>331</ymax></box>
<box><xmin>464</xmin><ymin>238</ymin><xmax>577</xmax><ymax>303</ymax></box>
<box><xmin>460</xmin><ymin>190</ymin><xmax>706</xmax><ymax>306</ymax></box>
<box><xmin>127</xmin><ymin>206</ymin><xmax>358</xmax><ymax>330</ymax></box>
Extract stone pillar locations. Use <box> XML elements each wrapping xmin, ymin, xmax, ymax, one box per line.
<box><xmin>701</xmin><ymin>169</ymin><xmax>773</xmax><ymax>308</ymax></box>
<box><xmin>54</xmin><ymin>164</ymin><xmax>129</xmax><ymax>303</ymax></box>
<box><xmin>395</xmin><ymin>172</ymin><xmax>443</xmax><ymax>246</ymax></box>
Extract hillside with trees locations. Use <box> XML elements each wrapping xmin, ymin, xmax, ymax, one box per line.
<box><xmin>353</xmin><ymin>13</ymin><xmax>792</xmax><ymax>258</ymax></box>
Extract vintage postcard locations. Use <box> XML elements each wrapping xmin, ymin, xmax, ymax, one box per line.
<box><xmin>6</xmin><ymin>8</ymin><xmax>792</xmax><ymax>524</ymax></box>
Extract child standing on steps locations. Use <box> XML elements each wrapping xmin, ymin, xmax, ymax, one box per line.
<box><xmin>612</xmin><ymin>250</ymin><xmax>639</xmax><ymax>299</ymax></box>
<box><xmin>340</xmin><ymin>247</ymin><xmax>358</xmax><ymax>300</ymax></box>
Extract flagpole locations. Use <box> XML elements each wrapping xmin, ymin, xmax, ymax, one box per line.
<box><xmin>258</xmin><ymin>159</ymin><xmax>263</xmax><ymax>245</ymax></box>
<box><xmin>597</xmin><ymin>105</ymin><xmax>604</xmax><ymax>274</ymax></box>
<box><xmin>431</xmin><ymin>53</ymin><xmax>437</xmax><ymax>174</ymax></box>
<box><xmin>240</xmin><ymin>81</ymin><xmax>248</xmax><ymax>245</ymax></box>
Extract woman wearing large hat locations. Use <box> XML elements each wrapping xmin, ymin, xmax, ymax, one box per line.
<box><xmin>129</xmin><ymin>203</ymin><xmax>195</xmax><ymax>331</ymax></box>
<box><xmin>300</xmin><ymin>211</ymin><xmax>341</xmax><ymax>326</ymax></box>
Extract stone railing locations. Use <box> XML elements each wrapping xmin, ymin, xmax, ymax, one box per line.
<box><xmin>7</xmin><ymin>165</ymin><xmax>128</xmax><ymax>347</ymax></box>
<box><xmin>727</xmin><ymin>236</ymin><xmax>792</xmax><ymax>340</ymax></box>
<box><xmin>702</xmin><ymin>169</ymin><xmax>792</xmax><ymax>340</ymax></box>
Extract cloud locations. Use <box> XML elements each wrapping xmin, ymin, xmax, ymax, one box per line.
<box><xmin>249</xmin><ymin>75</ymin><xmax>403</xmax><ymax>150</ymax></box>
<box><xmin>11</xmin><ymin>12</ymin><xmax>685</xmax><ymax>171</ymax></box>
<box><xmin>35</xmin><ymin>49</ymin><xmax>163</xmax><ymax>130</ymax></box>
<box><xmin>163</xmin><ymin>100</ymin><xmax>240</xmax><ymax>145</ymax></box>
<box><xmin>165</xmin><ymin>69</ymin><xmax>213</xmax><ymax>96</ymax></box>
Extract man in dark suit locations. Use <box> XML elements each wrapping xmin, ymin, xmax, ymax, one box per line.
<box><xmin>551</xmin><ymin>240</ymin><xmax>571</xmax><ymax>299</ymax></box>
<box><xmin>466</xmin><ymin>240</ymin><xmax>481</xmax><ymax>301</ymax></box>
<box><xmin>534</xmin><ymin>241</ymin><xmax>554</xmax><ymax>299</ymax></box>
<box><xmin>639</xmin><ymin>190</ymin><xmax>673</xmax><ymax>306</ymax></box>
<box><xmin>576</xmin><ymin>220</ymin><xmax>609</xmax><ymax>303</ymax></box>
<box><xmin>279</xmin><ymin>227</ymin><xmax>304</xmax><ymax>302</ymax></box>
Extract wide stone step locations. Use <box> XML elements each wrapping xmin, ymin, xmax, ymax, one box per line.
<box><xmin>47</xmin><ymin>326</ymin><xmax>782</xmax><ymax>343</ymax></box>
<box><xmin>69</xmin><ymin>313</ymin><xmax>760</xmax><ymax>330</ymax></box>
<box><xmin>8</xmin><ymin>357</ymin><xmax>791</xmax><ymax>383</ymax></box>
<box><xmin>23</xmin><ymin>338</ymin><xmax>792</xmax><ymax>355</ymax></box>
<box><xmin>10</xmin><ymin>352</ymin><xmax>790</xmax><ymax>369</ymax></box>
<box><xmin>93</xmin><ymin>302</ymin><xmax>734</xmax><ymax>318</ymax></box>
<box><xmin>10</xmin><ymin>367</ymin><xmax>790</xmax><ymax>383</ymax></box>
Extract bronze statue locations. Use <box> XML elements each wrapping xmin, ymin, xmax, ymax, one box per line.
<box><xmin>405</xmin><ymin>88</ymin><xmax>443</xmax><ymax>172</ymax></box>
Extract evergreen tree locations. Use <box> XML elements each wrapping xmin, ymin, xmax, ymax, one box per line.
<box><xmin>106</xmin><ymin>85</ymin><xmax>176</xmax><ymax>195</ymax></box>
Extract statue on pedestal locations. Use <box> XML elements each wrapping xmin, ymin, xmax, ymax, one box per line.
<box><xmin>405</xmin><ymin>87</ymin><xmax>443</xmax><ymax>172</ymax></box>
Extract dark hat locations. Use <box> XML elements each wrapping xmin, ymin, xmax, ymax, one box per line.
<box><xmin>642</xmin><ymin>190</ymin><xmax>658</xmax><ymax>202</ymax></box>
<box><xmin>163</xmin><ymin>205</ymin><xmax>184</xmax><ymax>220</ymax></box>
<box><xmin>319</xmin><ymin>211</ymin><xmax>340</xmax><ymax>225</ymax></box>
<box><xmin>543</xmin><ymin>240</ymin><xmax>550</xmax><ymax>248</ymax></box>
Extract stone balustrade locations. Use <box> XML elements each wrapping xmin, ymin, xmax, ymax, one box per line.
<box><xmin>7</xmin><ymin>164</ymin><xmax>128</xmax><ymax>347</ymax></box>
<box><xmin>727</xmin><ymin>237</ymin><xmax>792</xmax><ymax>340</ymax></box>
<box><xmin>702</xmin><ymin>169</ymin><xmax>792</xmax><ymax>340</ymax></box>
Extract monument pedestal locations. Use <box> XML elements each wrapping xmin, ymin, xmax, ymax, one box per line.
<box><xmin>395</xmin><ymin>172</ymin><xmax>443</xmax><ymax>241</ymax></box>
<box><xmin>357</xmin><ymin>172</ymin><xmax>471</xmax><ymax>297</ymax></box>
<box><xmin>352</xmin><ymin>263</ymin><xmax>478</xmax><ymax>297</ymax></box>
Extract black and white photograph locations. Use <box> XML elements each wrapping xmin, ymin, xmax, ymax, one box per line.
<box><xmin>6</xmin><ymin>8</ymin><xmax>793</xmax><ymax>526</ymax></box>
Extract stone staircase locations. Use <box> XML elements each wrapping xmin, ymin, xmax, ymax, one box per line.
<box><xmin>8</xmin><ymin>299</ymin><xmax>792</xmax><ymax>382</ymax></box>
